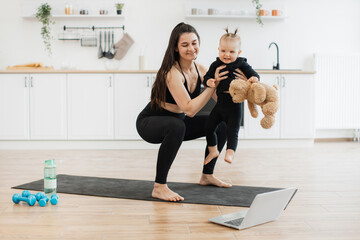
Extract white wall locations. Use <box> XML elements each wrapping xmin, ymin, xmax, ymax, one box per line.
<box><xmin>0</xmin><ymin>0</ymin><xmax>359</xmax><ymax>71</ymax></box>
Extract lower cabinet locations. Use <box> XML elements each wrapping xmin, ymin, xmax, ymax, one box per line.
<box><xmin>67</xmin><ymin>74</ymin><xmax>114</xmax><ymax>140</ymax></box>
<box><xmin>114</xmin><ymin>73</ymin><xmax>154</xmax><ymax>139</ymax></box>
<box><xmin>244</xmin><ymin>73</ymin><xmax>314</xmax><ymax>139</ymax></box>
<box><xmin>0</xmin><ymin>72</ymin><xmax>314</xmax><ymax>141</ymax></box>
<box><xmin>0</xmin><ymin>74</ymin><xmax>67</xmax><ymax>140</ymax></box>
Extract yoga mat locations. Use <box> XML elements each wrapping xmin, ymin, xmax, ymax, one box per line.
<box><xmin>12</xmin><ymin>174</ymin><xmax>282</xmax><ymax>207</ymax></box>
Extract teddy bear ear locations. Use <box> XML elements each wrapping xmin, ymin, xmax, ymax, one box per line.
<box><xmin>272</xmin><ymin>84</ymin><xmax>279</xmax><ymax>90</ymax></box>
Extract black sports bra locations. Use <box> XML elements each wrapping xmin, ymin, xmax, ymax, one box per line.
<box><xmin>165</xmin><ymin>62</ymin><xmax>202</xmax><ymax>104</ymax></box>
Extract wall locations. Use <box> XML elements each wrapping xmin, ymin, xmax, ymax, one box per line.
<box><xmin>0</xmin><ymin>0</ymin><xmax>359</xmax><ymax>71</ymax></box>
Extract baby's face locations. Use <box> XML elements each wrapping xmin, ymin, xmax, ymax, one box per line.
<box><xmin>218</xmin><ymin>38</ymin><xmax>241</xmax><ymax>64</ymax></box>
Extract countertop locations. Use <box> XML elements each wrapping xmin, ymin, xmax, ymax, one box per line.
<box><xmin>0</xmin><ymin>69</ymin><xmax>316</xmax><ymax>74</ymax></box>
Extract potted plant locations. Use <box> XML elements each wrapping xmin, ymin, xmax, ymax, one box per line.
<box><xmin>35</xmin><ymin>3</ymin><xmax>55</xmax><ymax>56</ymax></box>
<box><xmin>252</xmin><ymin>0</ymin><xmax>263</xmax><ymax>26</ymax></box>
<box><xmin>115</xmin><ymin>3</ymin><xmax>124</xmax><ymax>15</ymax></box>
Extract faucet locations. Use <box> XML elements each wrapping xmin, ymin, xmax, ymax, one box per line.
<box><xmin>268</xmin><ymin>42</ymin><xmax>280</xmax><ymax>70</ymax></box>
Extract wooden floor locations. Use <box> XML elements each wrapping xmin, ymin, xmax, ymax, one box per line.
<box><xmin>0</xmin><ymin>142</ymin><xmax>360</xmax><ymax>239</ymax></box>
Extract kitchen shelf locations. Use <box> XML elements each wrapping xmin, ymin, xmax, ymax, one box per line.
<box><xmin>22</xmin><ymin>15</ymin><xmax>125</xmax><ymax>19</ymax></box>
<box><xmin>185</xmin><ymin>15</ymin><xmax>285</xmax><ymax>20</ymax></box>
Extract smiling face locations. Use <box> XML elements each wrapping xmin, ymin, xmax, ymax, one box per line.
<box><xmin>218</xmin><ymin>38</ymin><xmax>241</xmax><ymax>64</ymax></box>
<box><xmin>176</xmin><ymin>32</ymin><xmax>200</xmax><ymax>61</ymax></box>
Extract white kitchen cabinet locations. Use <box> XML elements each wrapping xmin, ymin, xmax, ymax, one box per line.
<box><xmin>244</xmin><ymin>73</ymin><xmax>314</xmax><ymax>139</ymax></box>
<box><xmin>280</xmin><ymin>74</ymin><xmax>314</xmax><ymax>138</ymax></box>
<box><xmin>30</xmin><ymin>74</ymin><xmax>67</xmax><ymax>139</ymax></box>
<box><xmin>114</xmin><ymin>73</ymin><xmax>154</xmax><ymax>139</ymax></box>
<box><xmin>0</xmin><ymin>74</ymin><xmax>30</xmax><ymax>139</ymax></box>
<box><xmin>244</xmin><ymin>74</ymin><xmax>281</xmax><ymax>139</ymax></box>
<box><xmin>0</xmin><ymin>74</ymin><xmax>67</xmax><ymax>140</ymax></box>
<box><xmin>67</xmin><ymin>74</ymin><xmax>114</xmax><ymax>139</ymax></box>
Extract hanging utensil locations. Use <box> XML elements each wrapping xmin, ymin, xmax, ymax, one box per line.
<box><xmin>105</xmin><ymin>30</ymin><xmax>114</xmax><ymax>59</ymax></box>
<box><xmin>103</xmin><ymin>30</ymin><xmax>107</xmax><ymax>56</ymax></box>
<box><xmin>110</xmin><ymin>30</ymin><xmax>115</xmax><ymax>55</ymax></box>
<box><xmin>97</xmin><ymin>31</ymin><xmax>103</xmax><ymax>58</ymax></box>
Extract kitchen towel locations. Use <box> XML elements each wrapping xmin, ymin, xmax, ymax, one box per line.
<box><xmin>12</xmin><ymin>174</ymin><xmax>282</xmax><ymax>207</ymax></box>
<box><xmin>114</xmin><ymin>33</ymin><xmax>134</xmax><ymax>60</ymax></box>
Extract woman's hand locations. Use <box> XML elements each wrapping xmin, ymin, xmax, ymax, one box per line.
<box><xmin>234</xmin><ymin>69</ymin><xmax>248</xmax><ymax>81</ymax></box>
<box><xmin>215</xmin><ymin>65</ymin><xmax>228</xmax><ymax>83</ymax></box>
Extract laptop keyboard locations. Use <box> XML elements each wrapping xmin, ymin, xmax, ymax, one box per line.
<box><xmin>224</xmin><ymin>217</ymin><xmax>244</xmax><ymax>226</ymax></box>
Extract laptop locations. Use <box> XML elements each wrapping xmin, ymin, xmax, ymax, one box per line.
<box><xmin>209</xmin><ymin>188</ymin><xmax>298</xmax><ymax>230</ymax></box>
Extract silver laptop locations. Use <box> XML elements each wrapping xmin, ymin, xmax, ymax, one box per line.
<box><xmin>209</xmin><ymin>188</ymin><xmax>297</xmax><ymax>230</ymax></box>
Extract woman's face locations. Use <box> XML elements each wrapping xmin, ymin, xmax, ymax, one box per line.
<box><xmin>176</xmin><ymin>32</ymin><xmax>199</xmax><ymax>61</ymax></box>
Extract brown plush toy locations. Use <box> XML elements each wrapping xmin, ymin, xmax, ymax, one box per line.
<box><xmin>229</xmin><ymin>80</ymin><xmax>279</xmax><ymax>129</ymax></box>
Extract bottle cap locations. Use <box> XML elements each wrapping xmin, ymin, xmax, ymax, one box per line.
<box><xmin>45</xmin><ymin>159</ymin><xmax>56</xmax><ymax>166</ymax></box>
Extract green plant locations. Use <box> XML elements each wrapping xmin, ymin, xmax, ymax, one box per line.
<box><xmin>252</xmin><ymin>0</ymin><xmax>263</xmax><ymax>26</ymax></box>
<box><xmin>115</xmin><ymin>3</ymin><xmax>124</xmax><ymax>10</ymax></box>
<box><xmin>35</xmin><ymin>3</ymin><xmax>55</xmax><ymax>56</ymax></box>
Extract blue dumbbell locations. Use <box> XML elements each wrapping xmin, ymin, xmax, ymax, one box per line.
<box><xmin>50</xmin><ymin>194</ymin><xmax>59</xmax><ymax>205</ymax></box>
<box><xmin>12</xmin><ymin>193</ymin><xmax>36</xmax><ymax>206</ymax></box>
<box><xmin>22</xmin><ymin>190</ymin><xmax>45</xmax><ymax>201</ymax></box>
<box><xmin>38</xmin><ymin>195</ymin><xmax>49</xmax><ymax>207</ymax></box>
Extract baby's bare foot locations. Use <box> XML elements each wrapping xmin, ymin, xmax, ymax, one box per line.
<box><xmin>152</xmin><ymin>183</ymin><xmax>184</xmax><ymax>202</ymax></box>
<box><xmin>200</xmin><ymin>174</ymin><xmax>232</xmax><ymax>187</ymax></box>
<box><xmin>224</xmin><ymin>149</ymin><xmax>235</xmax><ymax>164</ymax></box>
<box><xmin>204</xmin><ymin>145</ymin><xmax>219</xmax><ymax>165</ymax></box>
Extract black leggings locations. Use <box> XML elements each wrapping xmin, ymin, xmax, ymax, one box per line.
<box><xmin>136</xmin><ymin>103</ymin><xmax>226</xmax><ymax>184</ymax></box>
<box><xmin>205</xmin><ymin>94</ymin><xmax>242</xmax><ymax>151</ymax></box>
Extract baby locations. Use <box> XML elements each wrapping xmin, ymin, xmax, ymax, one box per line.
<box><xmin>203</xmin><ymin>28</ymin><xmax>260</xmax><ymax>164</ymax></box>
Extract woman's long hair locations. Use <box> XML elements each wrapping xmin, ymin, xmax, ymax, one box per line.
<box><xmin>150</xmin><ymin>22</ymin><xmax>200</xmax><ymax>110</ymax></box>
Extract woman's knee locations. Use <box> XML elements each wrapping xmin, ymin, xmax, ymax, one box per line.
<box><xmin>164</xmin><ymin>119</ymin><xmax>186</xmax><ymax>139</ymax></box>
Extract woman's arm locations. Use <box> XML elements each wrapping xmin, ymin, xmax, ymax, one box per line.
<box><xmin>167</xmin><ymin>64</ymin><xmax>228</xmax><ymax>117</ymax></box>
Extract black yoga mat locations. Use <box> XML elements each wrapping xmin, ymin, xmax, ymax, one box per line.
<box><xmin>12</xmin><ymin>174</ymin><xmax>282</xmax><ymax>207</ymax></box>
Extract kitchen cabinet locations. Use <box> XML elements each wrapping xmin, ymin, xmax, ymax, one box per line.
<box><xmin>0</xmin><ymin>74</ymin><xmax>30</xmax><ymax>139</ymax></box>
<box><xmin>114</xmin><ymin>73</ymin><xmax>154</xmax><ymax>139</ymax></box>
<box><xmin>30</xmin><ymin>74</ymin><xmax>67</xmax><ymax>139</ymax></box>
<box><xmin>67</xmin><ymin>74</ymin><xmax>114</xmax><ymax>139</ymax></box>
<box><xmin>244</xmin><ymin>74</ymin><xmax>281</xmax><ymax>139</ymax></box>
<box><xmin>244</xmin><ymin>73</ymin><xmax>314</xmax><ymax>139</ymax></box>
<box><xmin>0</xmin><ymin>74</ymin><xmax>67</xmax><ymax>140</ymax></box>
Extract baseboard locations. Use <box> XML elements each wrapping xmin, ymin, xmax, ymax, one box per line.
<box><xmin>0</xmin><ymin>139</ymin><xmax>314</xmax><ymax>150</ymax></box>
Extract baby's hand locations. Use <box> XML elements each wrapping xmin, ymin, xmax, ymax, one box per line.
<box><xmin>248</xmin><ymin>76</ymin><xmax>259</xmax><ymax>83</ymax></box>
<box><xmin>207</xmin><ymin>78</ymin><xmax>216</xmax><ymax>88</ymax></box>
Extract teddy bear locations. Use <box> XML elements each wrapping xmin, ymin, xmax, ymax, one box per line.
<box><xmin>229</xmin><ymin>79</ymin><xmax>279</xmax><ymax>129</ymax></box>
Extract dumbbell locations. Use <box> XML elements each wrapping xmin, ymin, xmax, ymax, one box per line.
<box><xmin>38</xmin><ymin>195</ymin><xmax>49</xmax><ymax>207</ymax></box>
<box><xmin>22</xmin><ymin>190</ymin><xmax>45</xmax><ymax>201</ymax></box>
<box><xmin>12</xmin><ymin>193</ymin><xmax>36</xmax><ymax>206</ymax></box>
<box><xmin>50</xmin><ymin>194</ymin><xmax>59</xmax><ymax>205</ymax></box>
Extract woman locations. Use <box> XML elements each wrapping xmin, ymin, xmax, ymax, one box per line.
<box><xmin>136</xmin><ymin>22</ymin><xmax>244</xmax><ymax>202</ymax></box>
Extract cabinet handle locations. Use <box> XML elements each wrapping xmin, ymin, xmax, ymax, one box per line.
<box><xmin>109</xmin><ymin>76</ymin><xmax>112</xmax><ymax>87</ymax></box>
<box><xmin>24</xmin><ymin>76</ymin><xmax>28</xmax><ymax>87</ymax></box>
<box><xmin>276</xmin><ymin>76</ymin><xmax>280</xmax><ymax>86</ymax></box>
<box><xmin>281</xmin><ymin>76</ymin><xmax>286</xmax><ymax>87</ymax></box>
<box><xmin>147</xmin><ymin>76</ymin><xmax>150</xmax><ymax>87</ymax></box>
<box><xmin>30</xmin><ymin>76</ymin><xmax>33</xmax><ymax>87</ymax></box>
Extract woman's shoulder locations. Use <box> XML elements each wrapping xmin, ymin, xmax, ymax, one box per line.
<box><xmin>194</xmin><ymin>62</ymin><xmax>207</xmax><ymax>76</ymax></box>
<box><xmin>167</xmin><ymin>64</ymin><xmax>184</xmax><ymax>83</ymax></box>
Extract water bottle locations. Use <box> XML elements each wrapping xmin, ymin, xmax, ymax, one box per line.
<box><xmin>44</xmin><ymin>159</ymin><xmax>57</xmax><ymax>196</ymax></box>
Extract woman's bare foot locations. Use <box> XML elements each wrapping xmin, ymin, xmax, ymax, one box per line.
<box><xmin>204</xmin><ymin>145</ymin><xmax>219</xmax><ymax>165</ymax></box>
<box><xmin>224</xmin><ymin>149</ymin><xmax>235</xmax><ymax>164</ymax></box>
<box><xmin>199</xmin><ymin>174</ymin><xmax>232</xmax><ymax>187</ymax></box>
<box><xmin>152</xmin><ymin>183</ymin><xmax>184</xmax><ymax>202</ymax></box>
